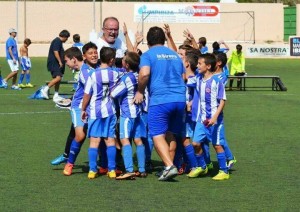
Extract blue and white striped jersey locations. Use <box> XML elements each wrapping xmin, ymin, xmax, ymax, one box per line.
<box><xmin>71</xmin><ymin>63</ymin><xmax>92</xmax><ymax>109</ymax></box>
<box><xmin>111</xmin><ymin>71</ymin><xmax>141</xmax><ymax>118</ymax></box>
<box><xmin>84</xmin><ymin>67</ymin><xmax>120</xmax><ymax>119</ymax></box>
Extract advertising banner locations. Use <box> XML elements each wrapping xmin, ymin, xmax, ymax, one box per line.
<box><xmin>134</xmin><ymin>4</ymin><xmax>220</xmax><ymax>24</ymax></box>
<box><xmin>290</xmin><ymin>37</ymin><xmax>300</xmax><ymax>56</ymax></box>
<box><xmin>246</xmin><ymin>46</ymin><xmax>290</xmax><ymax>57</ymax></box>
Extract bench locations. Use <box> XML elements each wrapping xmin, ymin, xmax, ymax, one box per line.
<box><xmin>227</xmin><ymin>75</ymin><xmax>287</xmax><ymax>91</ymax></box>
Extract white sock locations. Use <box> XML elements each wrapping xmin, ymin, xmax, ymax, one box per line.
<box><xmin>54</xmin><ymin>92</ymin><xmax>59</xmax><ymax>97</ymax></box>
<box><xmin>44</xmin><ymin>86</ymin><xmax>49</xmax><ymax>92</ymax></box>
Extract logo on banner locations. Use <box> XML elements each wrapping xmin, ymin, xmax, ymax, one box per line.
<box><xmin>290</xmin><ymin>37</ymin><xmax>300</xmax><ymax>56</ymax></box>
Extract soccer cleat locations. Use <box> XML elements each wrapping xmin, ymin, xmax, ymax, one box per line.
<box><xmin>207</xmin><ymin>162</ymin><xmax>214</xmax><ymax>170</ymax></box>
<box><xmin>155</xmin><ymin>169</ymin><xmax>164</xmax><ymax>177</ymax></box>
<box><xmin>212</xmin><ymin>170</ymin><xmax>230</xmax><ymax>181</ymax></box>
<box><xmin>98</xmin><ymin>167</ymin><xmax>108</xmax><ymax>175</ymax></box>
<box><xmin>50</xmin><ymin>154</ymin><xmax>68</xmax><ymax>165</ymax></box>
<box><xmin>116</xmin><ymin>168</ymin><xmax>123</xmax><ymax>176</ymax></box>
<box><xmin>53</xmin><ymin>95</ymin><xmax>65</xmax><ymax>103</ymax></box>
<box><xmin>107</xmin><ymin>170</ymin><xmax>116</xmax><ymax>179</ymax></box>
<box><xmin>63</xmin><ymin>163</ymin><xmax>74</xmax><ymax>176</ymax></box>
<box><xmin>25</xmin><ymin>83</ymin><xmax>34</xmax><ymax>88</ymax></box>
<box><xmin>227</xmin><ymin>157</ymin><xmax>237</xmax><ymax>170</ymax></box>
<box><xmin>18</xmin><ymin>84</ymin><xmax>26</xmax><ymax>88</ymax></box>
<box><xmin>187</xmin><ymin>166</ymin><xmax>208</xmax><ymax>178</ymax></box>
<box><xmin>88</xmin><ymin>171</ymin><xmax>98</xmax><ymax>179</ymax></box>
<box><xmin>1</xmin><ymin>80</ymin><xmax>8</xmax><ymax>88</ymax></box>
<box><xmin>116</xmin><ymin>172</ymin><xmax>135</xmax><ymax>180</ymax></box>
<box><xmin>40</xmin><ymin>87</ymin><xmax>49</xmax><ymax>99</ymax></box>
<box><xmin>11</xmin><ymin>85</ymin><xmax>21</xmax><ymax>90</ymax></box>
<box><xmin>178</xmin><ymin>163</ymin><xmax>186</xmax><ymax>175</ymax></box>
<box><xmin>158</xmin><ymin>165</ymin><xmax>178</xmax><ymax>181</ymax></box>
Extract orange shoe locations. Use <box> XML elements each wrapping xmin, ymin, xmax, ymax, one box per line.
<box><xmin>98</xmin><ymin>167</ymin><xmax>108</xmax><ymax>175</ymax></box>
<box><xmin>63</xmin><ymin>163</ymin><xmax>74</xmax><ymax>176</ymax></box>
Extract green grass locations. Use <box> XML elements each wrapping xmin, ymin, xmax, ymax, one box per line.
<box><xmin>0</xmin><ymin>58</ymin><xmax>300</xmax><ymax>211</ymax></box>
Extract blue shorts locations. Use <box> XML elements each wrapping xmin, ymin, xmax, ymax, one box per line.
<box><xmin>148</xmin><ymin>102</ymin><xmax>185</xmax><ymax>137</ymax></box>
<box><xmin>182</xmin><ymin>114</ymin><xmax>195</xmax><ymax>138</ymax></box>
<box><xmin>87</xmin><ymin>115</ymin><xmax>116</xmax><ymax>138</ymax></box>
<box><xmin>70</xmin><ymin>108</ymin><xmax>86</xmax><ymax>128</ymax></box>
<box><xmin>119</xmin><ymin>116</ymin><xmax>146</xmax><ymax>139</ymax></box>
<box><xmin>193</xmin><ymin>121</ymin><xmax>225</xmax><ymax>146</ymax></box>
<box><xmin>21</xmin><ymin>57</ymin><xmax>31</xmax><ymax>71</ymax></box>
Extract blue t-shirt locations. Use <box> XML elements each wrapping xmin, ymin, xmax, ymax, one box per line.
<box><xmin>200</xmin><ymin>46</ymin><xmax>208</xmax><ymax>54</ymax></box>
<box><xmin>6</xmin><ymin>37</ymin><xmax>18</xmax><ymax>60</ymax></box>
<box><xmin>140</xmin><ymin>46</ymin><xmax>186</xmax><ymax>106</ymax></box>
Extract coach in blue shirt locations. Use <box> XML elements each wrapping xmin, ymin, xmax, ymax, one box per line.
<box><xmin>133</xmin><ymin>26</ymin><xmax>186</xmax><ymax>181</ymax></box>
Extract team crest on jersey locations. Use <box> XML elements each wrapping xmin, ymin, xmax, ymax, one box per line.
<box><xmin>206</xmin><ymin>87</ymin><xmax>211</xmax><ymax>93</ymax></box>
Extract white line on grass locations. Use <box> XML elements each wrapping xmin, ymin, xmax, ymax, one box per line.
<box><xmin>227</xmin><ymin>93</ymin><xmax>295</xmax><ymax>96</ymax></box>
<box><xmin>0</xmin><ymin>110</ymin><xmax>68</xmax><ymax>115</ymax></box>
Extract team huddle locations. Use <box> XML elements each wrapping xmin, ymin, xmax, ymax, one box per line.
<box><xmin>49</xmin><ymin>17</ymin><xmax>237</xmax><ymax>181</ymax></box>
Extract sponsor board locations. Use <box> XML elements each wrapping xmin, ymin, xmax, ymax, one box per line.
<box><xmin>134</xmin><ymin>4</ymin><xmax>220</xmax><ymax>24</ymax></box>
<box><xmin>290</xmin><ymin>37</ymin><xmax>300</xmax><ymax>56</ymax></box>
<box><xmin>246</xmin><ymin>46</ymin><xmax>290</xmax><ymax>57</ymax></box>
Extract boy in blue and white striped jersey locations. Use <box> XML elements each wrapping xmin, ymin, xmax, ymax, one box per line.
<box><xmin>111</xmin><ymin>52</ymin><xmax>147</xmax><ymax>180</ymax></box>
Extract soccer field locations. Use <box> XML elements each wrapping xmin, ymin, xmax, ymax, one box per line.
<box><xmin>0</xmin><ymin>57</ymin><xmax>299</xmax><ymax>211</ymax></box>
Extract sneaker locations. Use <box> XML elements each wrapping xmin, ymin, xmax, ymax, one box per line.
<box><xmin>107</xmin><ymin>170</ymin><xmax>116</xmax><ymax>179</ymax></box>
<box><xmin>98</xmin><ymin>167</ymin><xmax>108</xmax><ymax>175</ymax></box>
<box><xmin>50</xmin><ymin>154</ymin><xmax>68</xmax><ymax>165</ymax></box>
<box><xmin>63</xmin><ymin>163</ymin><xmax>74</xmax><ymax>176</ymax></box>
<box><xmin>88</xmin><ymin>171</ymin><xmax>98</xmax><ymax>179</ymax></box>
<box><xmin>158</xmin><ymin>165</ymin><xmax>178</xmax><ymax>181</ymax></box>
<box><xmin>11</xmin><ymin>85</ymin><xmax>21</xmax><ymax>90</ymax></box>
<box><xmin>40</xmin><ymin>87</ymin><xmax>49</xmax><ymax>100</ymax></box>
<box><xmin>116</xmin><ymin>168</ymin><xmax>123</xmax><ymax>176</ymax></box>
<box><xmin>212</xmin><ymin>170</ymin><xmax>230</xmax><ymax>181</ymax></box>
<box><xmin>187</xmin><ymin>166</ymin><xmax>208</xmax><ymax>178</ymax></box>
<box><xmin>53</xmin><ymin>95</ymin><xmax>65</xmax><ymax>103</ymax></box>
<box><xmin>1</xmin><ymin>80</ymin><xmax>7</xmax><ymax>88</ymax></box>
<box><xmin>227</xmin><ymin>157</ymin><xmax>237</xmax><ymax>170</ymax></box>
<box><xmin>18</xmin><ymin>84</ymin><xmax>26</xmax><ymax>88</ymax></box>
<box><xmin>155</xmin><ymin>169</ymin><xmax>164</xmax><ymax>177</ymax></box>
<box><xmin>116</xmin><ymin>172</ymin><xmax>135</xmax><ymax>180</ymax></box>
<box><xmin>207</xmin><ymin>162</ymin><xmax>214</xmax><ymax>170</ymax></box>
<box><xmin>25</xmin><ymin>83</ymin><xmax>34</xmax><ymax>88</ymax></box>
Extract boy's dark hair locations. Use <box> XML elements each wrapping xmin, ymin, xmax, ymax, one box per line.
<box><xmin>147</xmin><ymin>26</ymin><xmax>165</xmax><ymax>46</ymax></box>
<box><xmin>59</xmin><ymin>30</ymin><xmax>70</xmax><ymax>38</ymax></box>
<box><xmin>64</xmin><ymin>47</ymin><xmax>83</xmax><ymax>61</ymax></box>
<box><xmin>212</xmin><ymin>41</ymin><xmax>220</xmax><ymax>55</ymax></box>
<box><xmin>24</xmin><ymin>38</ymin><xmax>31</xmax><ymax>46</ymax></box>
<box><xmin>100</xmin><ymin>47</ymin><xmax>116</xmax><ymax>64</ymax></box>
<box><xmin>203</xmin><ymin>53</ymin><xmax>217</xmax><ymax>72</ymax></box>
<box><xmin>198</xmin><ymin>37</ymin><xmax>207</xmax><ymax>46</ymax></box>
<box><xmin>236</xmin><ymin>44</ymin><xmax>242</xmax><ymax>52</ymax></box>
<box><xmin>216</xmin><ymin>52</ymin><xmax>227</xmax><ymax>68</ymax></box>
<box><xmin>185</xmin><ymin>50</ymin><xmax>200</xmax><ymax>72</ymax></box>
<box><xmin>73</xmin><ymin>34</ymin><xmax>80</xmax><ymax>43</ymax></box>
<box><xmin>178</xmin><ymin>44</ymin><xmax>194</xmax><ymax>51</ymax></box>
<box><xmin>125</xmin><ymin>52</ymin><xmax>140</xmax><ymax>71</ymax></box>
<box><xmin>82</xmin><ymin>42</ymin><xmax>97</xmax><ymax>55</ymax></box>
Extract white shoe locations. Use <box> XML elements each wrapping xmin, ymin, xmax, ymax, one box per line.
<box><xmin>53</xmin><ymin>94</ymin><xmax>65</xmax><ymax>103</ymax></box>
<box><xmin>40</xmin><ymin>87</ymin><xmax>49</xmax><ymax>99</ymax></box>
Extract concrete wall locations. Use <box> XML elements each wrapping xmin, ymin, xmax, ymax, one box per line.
<box><xmin>0</xmin><ymin>2</ymin><xmax>297</xmax><ymax>57</ymax></box>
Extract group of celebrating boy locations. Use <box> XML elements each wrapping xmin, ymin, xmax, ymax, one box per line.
<box><xmin>46</xmin><ymin>16</ymin><xmax>237</xmax><ymax>181</ymax></box>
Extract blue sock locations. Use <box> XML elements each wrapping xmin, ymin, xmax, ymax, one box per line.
<box><xmin>136</xmin><ymin>144</ymin><xmax>145</xmax><ymax>173</ymax></box>
<box><xmin>184</xmin><ymin>144</ymin><xmax>197</xmax><ymax>168</ymax></box>
<box><xmin>122</xmin><ymin>144</ymin><xmax>133</xmax><ymax>173</ymax></box>
<box><xmin>195</xmin><ymin>152</ymin><xmax>206</xmax><ymax>169</ymax></box>
<box><xmin>68</xmin><ymin>139</ymin><xmax>82</xmax><ymax>164</ymax></box>
<box><xmin>18</xmin><ymin>74</ymin><xmax>24</xmax><ymax>84</ymax></box>
<box><xmin>106</xmin><ymin>146</ymin><xmax>116</xmax><ymax>171</ymax></box>
<box><xmin>217</xmin><ymin>152</ymin><xmax>228</xmax><ymax>173</ymax></box>
<box><xmin>143</xmin><ymin>136</ymin><xmax>153</xmax><ymax>162</ymax></box>
<box><xmin>99</xmin><ymin>141</ymin><xmax>107</xmax><ymax>168</ymax></box>
<box><xmin>202</xmin><ymin>141</ymin><xmax>211</xmax><ymax>164</ymax></box>
<box><xmin>223</xmin><ymin>139</ymin><xmax>234</xmax><ymax>161</ymax></box>
<box><xmin>88</xmin><ymin>147</ymin><xmax>98</xmax><ymax>172</ymax></box>
<box><xmin>26</xmin><ymin>73</ymin><xmax>31</xmax><ymax>84</ymax></box>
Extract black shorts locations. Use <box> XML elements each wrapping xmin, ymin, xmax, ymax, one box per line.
<box><xmin>51</xmin><ymin>67</ymin><xmax>64</xmax><ymax>78</ymax></box>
